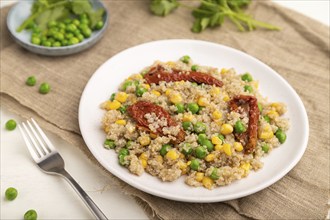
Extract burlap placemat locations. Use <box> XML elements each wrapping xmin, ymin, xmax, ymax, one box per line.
<box><xmin>1</xmin><ymin>1</ymin><xmax>329</xmax><ymax>219</ymax></box>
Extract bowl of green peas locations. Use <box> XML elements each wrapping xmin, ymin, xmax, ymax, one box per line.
<box><xmin>6</xmin><ymin>0</ymin><xmax>108</xmax><ymax>56</ymax></box>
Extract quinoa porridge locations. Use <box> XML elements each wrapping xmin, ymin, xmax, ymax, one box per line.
<box><xmin>100</xmin><ymin>56</ymin><xmax>289</xmax><ymax>190</ymax></box>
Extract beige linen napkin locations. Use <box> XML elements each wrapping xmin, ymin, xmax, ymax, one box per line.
<box><xmin>1</xmin><ymin>1</ymin><xmax>329</xmax><ymax>219</ymax></box>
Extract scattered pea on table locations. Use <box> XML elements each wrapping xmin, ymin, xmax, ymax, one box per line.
<box><xmin>39</xmin><ymin>83</ymin><xmax>51</xmax><ymax>94</ymax></box>
<box><xmin>26</xmin><ymin>76</ymin><xmax>37</xmax><ymax>86</ymax></box>
<box><xmin>5</xmin><ymin>187</ymin><xmax>18</xmax><ymax>201</ymax></box>
<box><xmin>5</xmin><ymin>119</ymin><xmax>17</xmax><ymax>131</ymax></box>
<box><xmin>24</xmin><ymin>209</ymin><xmax>37</xmax><ymax>220</ymax></box>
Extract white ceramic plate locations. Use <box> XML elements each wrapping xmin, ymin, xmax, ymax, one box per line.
<box><xmin>7</xmin><ymin>0</ymin><xmax>108</xmax><ymax>56</ymax></box>
<box><xmin>79</xmin><ymin>40</ymin><xmax>309</xmax><ymax>202</ymax></box>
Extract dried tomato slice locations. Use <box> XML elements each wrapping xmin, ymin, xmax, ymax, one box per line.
<box><xmin>228</xmin><ymin>95</ymin><xmax>260</xmax><ymax>154</ymax></box>
<box><xmin>144</xmin><ymin>65</ymin><xmax>223</xmax><ymax>87</ymax></box>
<box><xmin>127</xmin><ymin>101</ymin><xmax>185</xmax><ymax>143</ymax></box>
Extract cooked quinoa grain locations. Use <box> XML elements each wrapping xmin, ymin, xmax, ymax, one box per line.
<box><xmin>101</xmin><ymin>57</ymin><xmax>290</xmax><ymax>189</ymax></box>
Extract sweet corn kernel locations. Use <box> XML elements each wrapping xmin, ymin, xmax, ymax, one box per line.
<box><xmin>166</xmin><ymin>149</ymin><xmax>179</xmax><ymax>160</ymax></box>
<box><xmin>211</xmin><ymin>136</ymin><xmax>222</xmax><ymax>145</ymax></box>
<box><xmin>221</xmin><ymin>68</ymin><xmax>228</xmax><ymax>74</ymax></box>
<box><xmin>223</xmin><ymin>94</ymin><xmax>230</xmax><ymax>102</ymax></box>
<box><xmin>187</xmin><ymin>161</ymin><xmax>192</xmax><ymax>165</ymax></box>
<box><xmin>115</xmin><ymin>92</ymin><xmax>128</xmax><ymax>103</ymax></box>
<box><xmin>205</xmin><ymin>154</ymin><xmax>215</xmax><ymax>162</ymax></box>
<box><xmin>197</xmin><ymin>97</ymin><xmax>208</xmax><ymax>107</ymax></box>
<box><xmin>182</xmin><ymin>114</ymin><xmax>194</xmax><ymax>122</ymax></box>
<box><xmin>105</xmin><ymin>100</ymin><xmax>121</xmax><ymax>110</ymax></box>
<box><xmin>259</xmin><ymin>124</ymin><xmax>274</xmax><ymax>140</ymax></box>
<box><xmin>166</xmin><ymin>61</ymin><xmax>176</xmax><ymax>68</ymax></box>
<box><xmin>210</xmin><ymin>87</ymin><xmax>221</xmax><ymax>96</ymax></box>
<box><xmin>142</xmin><ymin>84</ymin><xmax>151</xmax><ymax>90</ymax></box>
<box><xmin>139</xmin><ymin>152</ymin><xmax>148</xmax><ymax>160</ymax></box>
<box><xmin>215</xmin><ymin>144</ymin><xmax>223</xmax><ymax>151</ymax></box>
<box><xmin>140</xmin><ymin>159</ymin><xmax>147</xmax><ymax>168</ymax></box>
<box><xmin>128</xmin><ymin>73</ymin><xmax>143</xmax><ymax>80</ymax></box>
<box><xmin>241</xmin><ymin>162</ymin><xmax>251</xmax><ymax>176</ymax></box>
<box><xmin>170</xmin><ymin>93</ymin><xmax>183</xmax><ymax>104</ymax></box>
<box><xmin>177</xmin><ymin>161</ymin><xmax>188</xmax><ymax>170</ymax></box>
<box><xmin>165</xmin><ymin>89</ymin><xmax>172</xmax><ymax>96</ymax></box>
<box><xmin>271</xmin><ymin>103</ymin><xmax>285</xmax><ymax>115</ymax></box>
<box><xmin>234</xmin><ymin>142</ymin><xmax>244</xmax><ymax>152</ymax></box>
<box><xmin>251</xmin><ymin>80</ymin><xmax>259</xmax><ymax>89</ymax></box>
<box><xmin>151</xmin><ymin>90</ymin><xmax>161</xmax><ymax>97</ymax></box>
<box><xmin>202</xmin><ymin>177</ymin><xmax>214</xmax><ymax>189</ymax></box>
<box><xmin>267</xmin><ymin>110</ymin><xmax>279</xmax><ymax>119</ymax></box>
<box><xmin>212</xmin><ymin>110</ymin><xmax>222</xmax><ymax>120</ymax></box>
<box><xmin>115</xmin><ymin>120</ymin><xmax>126</xmax><ymax>125</ymax></box>
<box><xmin>155</xmin><ymin>155</ymin><xmax>163</xmax><ymax>164</ymax></box>
<box><xmin>220</xmin><ymin>124</ymin><xmax>233</xmax><ymax>135</ymax></box>
<box><xmin>223</xmin><ymin>143</ymin><xmax>232</xmax><ymax>156</ymax></box>
<box><xmin>104</xmin><ymin>126</ymin><xmax>109</xmax><ymax>133</ymax></box>
<box><xmin>139</xmin><ymin>136</ymin><xmax>151</xmax><ymax>146</ymax></box>
<box><xmin>195</xmin><ymin>172</ymin><xmax>204</xmax><ymax>182</ymax></box>
<box><xmin>150</xmin><ymin>133</ymin><xmax>158</xmax><ymax>139</ymax></box>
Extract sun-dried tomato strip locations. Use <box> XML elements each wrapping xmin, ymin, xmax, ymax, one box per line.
<box><xmin>228</xmin><ymin>95</ymin><xmax>260</xmax><ymax>154</ymax></box>
<box><xmin>144</xmin><ymin>65</ymin><xmax>223</xmax><ymax>87</ymax></box>
<box><xmin>127</xmin><ymin>101</ymin><xmax>185</xmax><ymax>143</ymax></box>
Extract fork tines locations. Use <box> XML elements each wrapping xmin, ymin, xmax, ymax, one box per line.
<box><xmin>19</xmin><ymin>118</ymin><xmax>56</xmax><ymax>162</ymax></box>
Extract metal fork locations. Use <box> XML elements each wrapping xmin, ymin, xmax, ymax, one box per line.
<box><xmin>19</xmin><ymin>118</ymin><xmax>108</xmax><ymax>220</ymax></box>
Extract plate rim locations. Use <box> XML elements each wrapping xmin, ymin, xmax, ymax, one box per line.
<box><xmin>78</xmin><ymin>39</ymin><xmax>309</xmax><ymax>202</ymax></box>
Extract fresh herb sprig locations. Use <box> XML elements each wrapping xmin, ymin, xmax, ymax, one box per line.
<box><xmin>150</xmin><ymin>0</ymin><xmax>280</xmax><ymax>33</ymax></box>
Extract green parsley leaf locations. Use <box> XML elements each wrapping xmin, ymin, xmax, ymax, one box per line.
<box><xmin>150</xmin><ymin>0</ymin><xmax>179</xmax><ymax>16</ymax></box>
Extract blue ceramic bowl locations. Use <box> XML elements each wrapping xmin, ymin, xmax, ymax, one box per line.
<box><xmin>7</xmin><ymin>0</ymin><xmax>109</xmax><ymax>56</ymax></box>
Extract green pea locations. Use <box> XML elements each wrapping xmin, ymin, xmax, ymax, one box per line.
<box><xmin>118</xmin><ymin>154</ymin><xmax>128</xmax><ymax>166</ymax></box>
<box><xmin>5</xmin><ymin>187</ymin><xmax>18</xmax><ymax>201</ymax></box>
<box><xmin>69</xmin><ymin>37</ymin><xmax>79</xmax><ymax>45</ymax></box>
<box><xmin>24</xmin><ymin>209</ymin><xmax>37</xmax><ymax>220</ymax></box>
<box><xmin>244</xmin><ymin>85</ymin><xmax>253</xmax><ymax>93</ymax></box>
<box><xmin>52</xmin><ymin>41</ymin><xmax>61</xmax><ymax>47</ymax></box>
<box><xmin>57</xmin><ymin>22</ymin><xmax>66</xmax><ymax>29</ymax></box>
<box><xmin>195</xmin><ymin>146</ymin><xmax>207</xmax><ymax>159</ymax></box>
<box><xmin>234</xmin><ymin>120</ymin><xmax>246</xmax><ymax>134</ymax></box>
<box><xmin>182</xmin><ymin>121</ymin><xmax>193</xmax><ymax>131</ymax></box>
<box><xmin>191</xmin><ymin>65</ymin><xmax>198</xmax><ymax>71</ymax></box>
<box><xmin>31</xmin><ymin>37</ymin><xmax>41</xmax><ymax>45</ymax></box>
<box><xmin>194</xmin><ymin>122</ymin><xmax>206</xmax><ymax>134</ymax></box>
<box><xmin>136</xmin><ymin>87</ymin><xmax>147</xmax><ymax>97</ymax></box>
<box><xmin>258</xmin><ymin>103</ymin><xmax>263</xmax><ymax>112</ymax></box>
<box><xmin>47</xmin><ymin>20</ymin><xmax>57</xmax><ymax>28</ymax></box>
<box><xmin>32</xmin><ymin>26</ymin><xmax>41</xmax><ymax>34</ymax></box>
<box><xmin>26</xmin><ymin>76</ymin><xmax>36</xmax><ymax>86</ymax></box>
<box><xmin>42</xmin><ymin>41</ymin><xmax>52</xmax><ymax>47</ymax></box>
<box><xmin>26</xmin><ymin>21</ymin><xmax>37</xmax><ymax>30</ymax></box>
<box><xmin>263</xmin><ymin>115</ymin><xmax>271</xmax><ymax>123</ymax></box>
<box><xmin>187</xmin><ymin>103</ymin><xmax>199</xmax><ymax>114</ymax></box>
<box><xmin>66</xmin><ymin>24</ymin><xmax>78</xmax><ymax>32</ymax></box>
<box><xmin>5</xmin><ymin>119</ymin><xmax>17</xmax><ymax>131</ymax></box>
<box><xmin>76</xmin><ymin>34</ymin><xmax>85</xmax><ymax>42</ymax></box>
<box><xmin>180</xmin><ymin>55</ymin><xmax>190</xmax><ymax>64</ymax></box>
<box><xmin>119</xmin><ymin>148</ymin><xmax>129</xmax><ymax>156</ymax></box>
<box><xmin>80</xmin><ymin>18</ymin><xmax>90</xmax><ymax>25</ymax></box>
<box><xmin>241</xmin><ymin>73</ymin><xmax>253</xmax><ymax>82</ymax></box>
<box><xmin>54</xmin><ymin>32</ymin><xmax>64</xmax><ymax>41</ymax></box>
<box><xmin>39</xmin><ymin>82</ymin><xmax>50</xmax><ymax>94</ymax></box>
<box><xmin>61</xmin><ymin>39</ymin><xmax>68</xmax><ymax>46</ymax></box>
<box><xmin>64</xmin><ymin>18</ymin><xmax>72</xmax><ymax>24</ymax></box>
<box><xmin>72</xmin><ymin>19</ymin><xmax>80</xmax><ymax>27</ymax></box>
<box><xmin>110</xmin><ymin>93</ymin><xmax>116</xmax><ymax>101</ymax></box>
<box><xmin>210</xmin><ymin>168</ymin><xmax>219</xmax><ymax>180</ymax></box>
<box><xmin>81</xmin><ymin>27</ymin><xmax>92</xmax><ymax>38</ymax></box>
<box><xmin>275</xmin><ymin>129</ymin><xmax>287</xmax><ymax>144</ymax></box>
<box><xmin>122</xmin><ymin>81</ymin><xmax>133</xmax><ymax>91</ymax></box>
<box><xmin>95</xmin><ymin>21</ymin><xmax>104</xmax><ymax>30</ymax></box>
<box><xmin>202</xmin><ymin>140</ymin><xmax>214</xmax><ymax>152</ymax></box>
<box><xmin>119</xmin><ymin>105</ymin><xmax>127</xmax><ymax>114</ymax></box>
<box><xmin>190</xmin><ymin>159</ymin><xmax>200</xmax><ymax>171</ymax></box>
<box><xmin>262</xmin><ymin>144</ymin><xmax>269</xmax><ymax>153</ymax></box>
<box><xmin>175</xmin><ymin>103</ymin><xmax>185</xmax><ymax>113</ymax></box>
<box><xmin>197</xmin><ymin>133</ymin><xmax>207</xmax><ymax>144</ymax></box>
<box><xmin>47</xmin><ymin>37</ymin><xmax>55</xmax><ymax>44</ymax></box>
<box><xmin>104</xmin><ymin>139</ymin><xmax>116</xmax><ymax>149</ymax></box>
<box><xmin>160</xmin><ymin>144</ymin><xmax>172</xmax><ymax>156</ymax></box>
<box><xmin>181</xmin><ymin>143</ymin><xmax>192</xmax><ymax>156</ymax></box>
<box><xmin>191</xmin><ymin>82</ymin><xmax>198</xmax><ymax>86</ymax></box>
<box><xmin>65</xmin><ymin>33</ymin><xmax>74</xmax><ymax>39</ymax></box>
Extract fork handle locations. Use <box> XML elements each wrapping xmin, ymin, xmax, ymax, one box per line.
<box><xmin>59</xmin><ymin>169</ymin><xmax>108</xmax><ymax>220</ymax></box>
